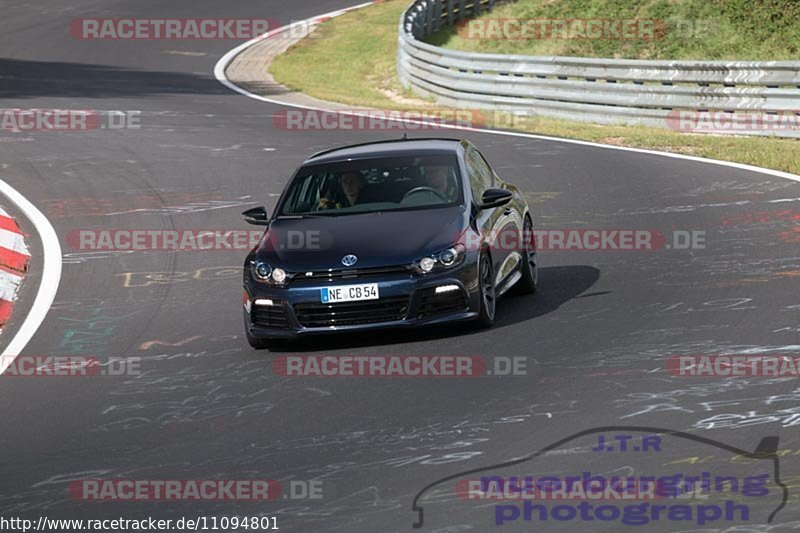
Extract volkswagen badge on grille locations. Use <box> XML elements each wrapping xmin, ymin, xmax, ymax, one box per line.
<box><xmin>341</xmin><ymin>254</ymin><xmax>358</xmax><ymax>267</ymax></box>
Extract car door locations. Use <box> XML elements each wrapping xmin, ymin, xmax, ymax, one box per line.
<box><xmin>466</xmin><ymin>148</ymin><xmax>513</xmax><ymax>284</ymax></box>
<box><xmin>475</xmin><ymin>145</ymin><xmax>524</xmax><ymax>289</ymax></box>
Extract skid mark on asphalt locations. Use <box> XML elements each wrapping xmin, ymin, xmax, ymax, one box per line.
<box><xmin>62</xmin><ymin>250</ymin><xmax>135</xmax><ymax>264</ymax></box>
<box><xmin>615</xmin><ymin>196</ymin><xmax>800</xmax><ymax>215</ymax></box>
<box><xmin>158</xmin><ymin>143</ymin><xmax>243</xmax><ymax>154</ymax></box>
<box><xmin>138</xmin><ymin>335</ymin><xmax>203</xmax><ymax>350</ymax></box>
<box><xmin>162</xmin><ymin>50</ymin><xmax>207</xmax><ymax>57</ymax></box>
<box><xmin>44</xmin><ymin>191</ymin><xmax>253</xmax><ymax>217</ymax></box>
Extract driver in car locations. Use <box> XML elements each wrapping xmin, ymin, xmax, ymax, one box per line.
<box><xmin>422</xmin><ymin>165</ymin><xmax>456</xmax><ymax>200</ymax></box>
<box><xmin>318</xmin><ymin>171</ymin><xmax>365</xmax><ymax>209</ymax></box>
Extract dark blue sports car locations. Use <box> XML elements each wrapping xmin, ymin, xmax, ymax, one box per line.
<box><xmin>242</xmin><ymin>138</ymin><xmax>537</xmax><ymax>348</ymax></box>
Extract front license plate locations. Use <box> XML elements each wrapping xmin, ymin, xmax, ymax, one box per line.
<box><xmin>320</xmin><ymin>283</ymin><xmax>379</xmax><ymax>304</ymax></box>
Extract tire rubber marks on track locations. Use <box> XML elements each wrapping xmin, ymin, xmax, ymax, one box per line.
<box><xmin>45</xmin><ymin>192</ymin><xmax>253</xmax><ymax>218</ymax></box>
<box><xmin>135</xmin><ymin>334</ymin><xmax>239</xmax><ymax>353</ymax></box>
<box><xmin>614</xmin><ymin>381</ymin><xmax>800</xmax><ymax>427</ymax></box>
<box><xmin>138</xmin><ymin>335</ymin><xmax>203</xmax><ymax>351</ymax></box>
<box><xmin>0</xmin><ymin>206</ymin><xmax>29</xmax><ymax>328</ymax></box>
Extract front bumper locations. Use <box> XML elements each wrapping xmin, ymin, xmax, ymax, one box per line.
<box><xmin>243</xmin><ymin>259</ymin><xmax>480</xmax><ymax>339</ymax></box>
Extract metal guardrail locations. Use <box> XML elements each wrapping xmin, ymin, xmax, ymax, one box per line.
<box><xmin>397</xmin><ymin>0</ymin><xmax>800</xmax><ymax>137</ymax></box>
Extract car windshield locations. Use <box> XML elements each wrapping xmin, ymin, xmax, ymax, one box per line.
<box><xmin>278</xmin><ymin>154</ymin><xmax>462</xmax><ymax>217</ymax></box>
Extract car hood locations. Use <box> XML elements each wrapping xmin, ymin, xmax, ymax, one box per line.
<box><xmin>256</xmin><ymin>206</ymin><xmax>468</xmax><ymax>271</ymax></box>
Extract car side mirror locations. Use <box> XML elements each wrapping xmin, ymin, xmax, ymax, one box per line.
<box><xmin>242</xmin><ymin>206</ymin><xmax>269</xmax><ymax>225</ymax></box>
<box><xmin>479</xmin><ymin>188</ymin><xmax>513</xmax><ymax>209</ymax></box>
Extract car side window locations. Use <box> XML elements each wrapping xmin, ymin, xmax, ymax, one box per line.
<box><xmin>466</xmin><ymin>149</ymin><xmax>493</xmax><ymax>199</ymax></box>
<box><xmin>475</xmin><ymin>151</ymin><xmax>496</xmax><ymax>186</ymax></box>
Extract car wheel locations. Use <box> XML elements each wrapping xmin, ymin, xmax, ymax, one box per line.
<box><xmin>245</xmin><ymin>328</ymin><xmax>285</xmax><ymax>350</ymax></box>
<box><xmin>244</xmin><ymin>309</ymin><xmax>283</xmax><ymax>350</ymax></box>
<box><xmin>513</xmin><ymin>215</ymin><xmax>538</xmax><ymax>294</ymax></box>
<box><xmin>475</xmin><ymin>250</ymin><xmax>496</xmax><ymax>328</ymax></box>
<box><xmin>245</xmin><ymin>327</ymin><xmax>270</xmax><ymax>349</ymax></box>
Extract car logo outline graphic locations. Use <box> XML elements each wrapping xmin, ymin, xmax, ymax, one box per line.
<box><xmin>410</xmin><ymin>425</ymin><xmax>788</xmax><ymax>528</ymax></box>
<box><xmin>342</xmin><ymin>254</ymin><xmax>358</xmax><ymax>267</ymax></box>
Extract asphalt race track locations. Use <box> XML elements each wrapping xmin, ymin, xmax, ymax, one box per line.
<box><xmin>1</xmin><ymin>1</ymin><xmax>799</xmax><ymax>532</ymax></box>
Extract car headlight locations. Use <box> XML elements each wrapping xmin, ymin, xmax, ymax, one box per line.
<box><xmin>272</xmin><ymin>267</ymin><xmax>287</xmax><ymax>284</ymax></box>
<box><xmin>439</xmin><ymin>247</ymin><xmax>458</xmax><ymax>266</ymax></box>
<box><xmin>253</xmin><ymin>261</ymin><xmax>271</xmax><ymax>281</ymax></box>
<box><xmin>419</xmin><ymin>257</ymin><xmax>435</xmax><ymax>273</ymax></box>
<box><xmin>251</xmin><ymin>261</ymin><xmax>288</xmax><ymax>285</ymax></box>
<box><xmin>415</xmin><ymin>244</ymin><xmax>466</xmax><ymax>274</ymax></box>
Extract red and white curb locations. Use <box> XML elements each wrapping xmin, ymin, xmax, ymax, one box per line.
<box><xmin>0</xmin><ymin>206</ymin><xmax>29</xmax><ymax>328</ymax></box>
<box><xmin>0</xmin><ymin>176</ymin><xmax>61</xmax><ymax>374</ymax></box>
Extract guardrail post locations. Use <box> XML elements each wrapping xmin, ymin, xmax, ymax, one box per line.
<box><xmin>424</xmin><ymin>0</ymin><xmax>434</xmax><ymax>37</ymax></box>
<box><xmin>470</xmin><ymin>0</ymin><xmax>480</xmax><ymax>17</ymax></box>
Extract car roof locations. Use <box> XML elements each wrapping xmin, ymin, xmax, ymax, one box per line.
<box><xmin>304</xmin><ymin>138</ymin><xmax>464</xmax><ymax>165</ymax></box>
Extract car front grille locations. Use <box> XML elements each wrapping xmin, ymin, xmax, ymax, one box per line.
<box><xmin>294</xmin><ymin>296</ymin><xmax>409</xmax><ymax>328</ymax></box>
<box><xmin>291</xmin><ymin>265</ymin><xmax>411</xmax><ymax>283</ymax></box>
<box><xmin>251</xmin><ymin>302</ymin><xmax>290</xmax><ymax>329</ymax></box>
<box><xmin>416</xmin><ymin>287</ymin><xmax>469</xmax><ymax>318</ymax></box>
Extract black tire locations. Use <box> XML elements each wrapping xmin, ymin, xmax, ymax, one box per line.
<box><xmin>246</xmin><ymin>328</ymin><xmax>279</xmax><ymax>349</ymax></box>
<box><xmin>474</xmin><ymin>250</ymin><xmax>496</xmax><ymax>329</ymax></box>
<box><xmin>244</xmin><ymin>308</ymin><xmax>284</xmax><ymax>350</ymax></box>
<box><xmin>513</xmin><ymin>215</ymin><xmax>538</xmax><ymax>294</ymax></box>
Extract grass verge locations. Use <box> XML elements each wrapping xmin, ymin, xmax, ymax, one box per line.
<box><xmin>428</xmin><ymin>0</ymin><xmax>800</xmax><ymax>60</ymax></box>
<box><xmin>269</xmin><ymin>0</ymin><xmax>800</xmax><ymax>174</ymax></box>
